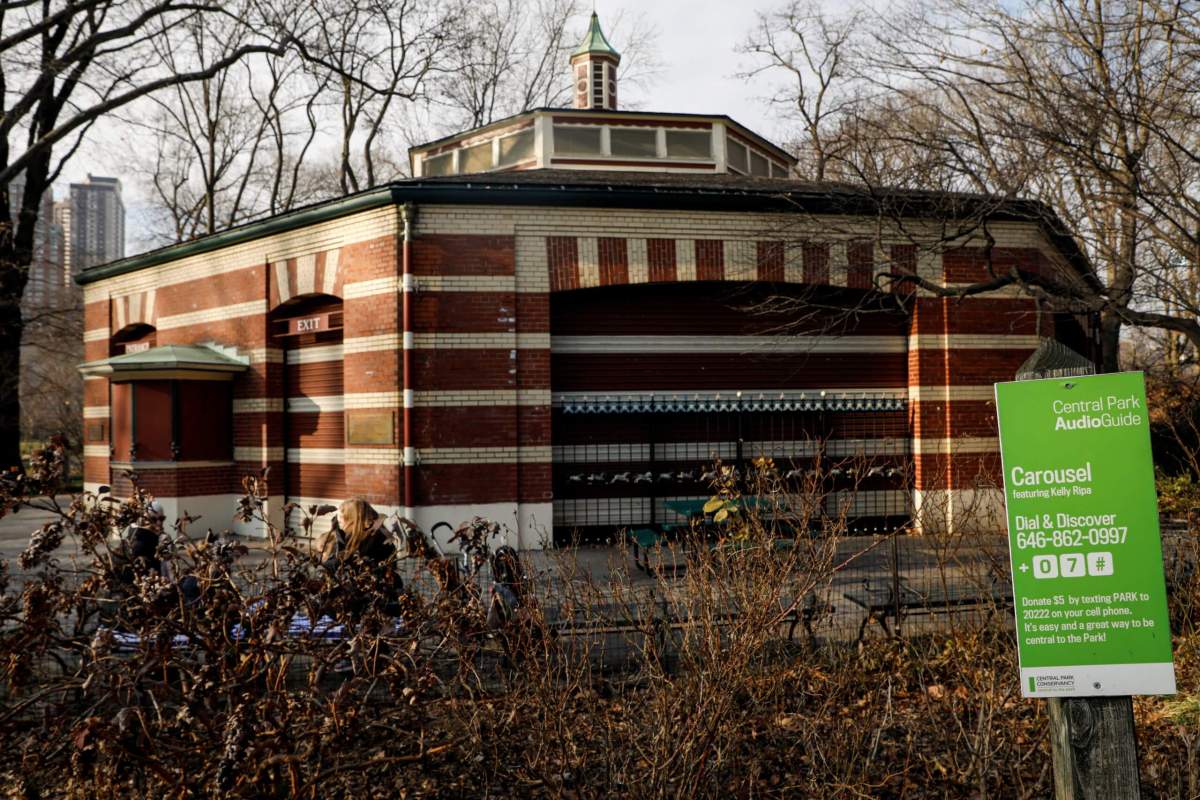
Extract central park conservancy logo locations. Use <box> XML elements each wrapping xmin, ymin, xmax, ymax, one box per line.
<box><xmin>1053</xmin><ymin>393</ymin><xmax>1143</xmax><ymax>431</ymax></box>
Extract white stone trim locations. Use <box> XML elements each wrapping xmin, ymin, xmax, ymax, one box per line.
<box><xmin>409</xmin><ymin>389</ymin><xmax>551</xmax><ymax>407</ymax></box>
<box><xmin>414</xmin><ymin>275</ymin><xmax>520</xmax><ymax>293</ymax></box>
<box><xmin>911</xmin><ymin>436</ymin><xmax>999</xmax><ymax>455</ymax></box>
<box><xmin>550</xmin><ymin>335</ymin><xmax>906</xmax><ymax>354</ymax></box>
<box><xmin>84</xmin><ymin>406</ymin><xmax>110</xmax><ymax>419</ymax></box>
<box><xmin>83</xmin><ymin>445</ymin><xmax>110</xmax><ymax>458</ymax></box>
<box><xmin>234</xmin><ymin>446</ymin><xmax>284</xmax><ymax>462</ymax></box>
<box><xmin>909</xmin><ymin>333</ymin><xmax>1041</xmax><ymax>350</ymax></box>
<box><xmin>908</xmin><ymin>385</ymin><xmax>995</xmax><ymax>402</ymax></box>
<box><xmin>286</xmin><ymin>344</ymin><xmax>344</xmax><ymax>364</ymax></box>
<box><xmin>419</xmin><ymin>445</ymin><xmax>552</xmax><ymax>464</ymax></box>
<box><xmin>233</xmin><ymin>398</ymin><xmax>284</xmax><ymax>413</ymax></box>
<box><xmin>287</xmin><ymin>395</ymin><xmax>345</xmax><ymax>413</ymax></box>
<box><xmin>157</xmin><ymin>300</ymin><xmax>266</xmax><ymax>331</ymax></box>
<box><xmin>344</xmin><ymin>334</ymin><xmax>399</xmax><ymax>354</ymax></box>
<box><xmin>343</xmin><ymin>276</ymin><xmax>398</xmax><ymax>299</ymax></box>
<box><xmin>84</xmin><ymin>327</ymin><xmax>109</xmax><ymax>342</ymax></box>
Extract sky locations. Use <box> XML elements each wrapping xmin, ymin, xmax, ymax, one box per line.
<box><xmin>55</xmin><ymin>0</ymin><xmax>797</xmax><ymax>253</ymax></box>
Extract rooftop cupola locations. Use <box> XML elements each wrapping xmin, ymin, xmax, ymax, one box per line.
<box><xmin>570</xmin><ymin>13</ymin><xmax>620</xmax><ymax>110</ymax></box>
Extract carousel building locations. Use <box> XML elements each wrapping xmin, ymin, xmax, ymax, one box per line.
<box><xmin>77</xmin><ymin>15</ymin><xmax>1095</xmax><ymax>547</ymax></box>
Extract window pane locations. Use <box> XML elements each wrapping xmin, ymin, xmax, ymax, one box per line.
<box><xmin>750</xmin><ymin>150</ymin><xmax>770</xmax><ymax>176</ymax></box>
<box><xmin>666</xmin><ymin>130</ymin><xmax>712</xmax><ymax>158</ymax></box>
<box><xmin>460</xmin><ymin>141</ymin><xmax>493</xmax><ymax>173</ymax></box>
<box><xmin>727</xmin><ymin>139</ymin><xmax>748</xmax><ymax>173</ymax></box>
<box><xmin>555</xmin><ymin>125</ymin><xmax>602</xmax><ymax>154</ymax></box>
<box><xmin>771</xmin><ymin>162</ymin><xmax>789</xmax><ymax>178</ymax></box>
<box><xmin>424</xmin><ymin>153</ymin><xmax>453</xmax><ymax>176</ymax></box>
<box><xmin>498</xmin><ymin>129</ymin><xmax>535</xmax><ymax>165</ymax></box>
<box><xmin>610</xmin><ymin>128</ymin><xmax>657</xmax><ymax>157</ymax></box>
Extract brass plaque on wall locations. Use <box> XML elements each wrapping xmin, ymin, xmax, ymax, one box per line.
<box><xmin>346</xmin><ymin>410</ymin><xmax>394</xmax><ymax>445</ymax></box>
<box><xmin>85</xmin><ymin>421</ymin><xmax>108</xmax><ymax>443</ymax></box>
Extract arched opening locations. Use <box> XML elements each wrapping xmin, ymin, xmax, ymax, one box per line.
<box><xmin>549</xmin><ymin>282</ymin><xmax>911</xmax><ymax>543</ymax></box>
<box><xmin>110</xmin><ymin>322</ymin><xmax>156</xmax><ymax>356</ymax></box>
<box><xmin>270</xmin><ymin>294</ymin><xmax>345</xmax><ymax>510</ymax></box>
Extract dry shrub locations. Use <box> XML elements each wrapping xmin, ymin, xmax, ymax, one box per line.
<box><xmin>1</xmin><ymin>442</ymin><xmax>1200</xmax><ymax>798</ymax></box>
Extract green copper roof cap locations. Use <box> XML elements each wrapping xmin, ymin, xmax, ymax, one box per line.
<box><xmin>572</xmin><ymin>12</ymin><xmax>619</xmax><ymax>59</ymax></box>
<box><xmin>78</xmin><ymin>343</ymin><xmax>250</xmax><ymax>377</ymax></box>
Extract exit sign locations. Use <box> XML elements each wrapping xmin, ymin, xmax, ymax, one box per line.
<box><xmin>287</xmin><ymin>314</ymin><xmax>329</xmax><ymax>335</ymax></box>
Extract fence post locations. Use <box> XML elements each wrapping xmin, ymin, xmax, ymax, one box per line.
<box><xmin>890</xmin><ymin>530</ymin><xmax>902</xmax><ymax>635</ymax></box>
<box><xmin>1047</xmin><ymin>697</ymin><xmax>1140</xmax><ymax>799</ymax></box>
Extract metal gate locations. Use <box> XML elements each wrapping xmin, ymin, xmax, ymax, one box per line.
<box><xmin>551</xmin><ymin>392</ymin><xmax>911</xmax><ymax>544</ymax></box>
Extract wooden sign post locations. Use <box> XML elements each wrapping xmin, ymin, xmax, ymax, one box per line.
<box><xmin>1048</xmin><ymin>696</ymin><xmax>1140</xmax><ymax>799</ymax></box>
<box><xmin>998</xmin><ymin>360</ymin><xmax>1174</xmax><ymax>799</ymax></box>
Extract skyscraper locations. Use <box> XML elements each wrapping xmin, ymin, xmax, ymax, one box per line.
<box><xmin>67</xmin><ymin>175</ymin><xmax>124</xmax><ymax>274</ymax></box>
<box><xmin>8</xmin><ymin>174</ymin><xmax>67</xmax><ymax>311</ymax></box>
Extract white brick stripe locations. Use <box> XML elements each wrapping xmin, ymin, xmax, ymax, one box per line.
<box><xmin>415</xmin><ymin>276</ymin><xmax>519</xmax><ymax>293</ymax></box>
<box><xmin>724</xmin><ymin>239</ymin><xmax>756</xmax><ymax>281</ymax></box>
<box><xmin>83</xmin><ymin>445</ymin><xmax>110</xmax><ymax>458</ymax></box>
<box><xmin>322</xmin><ymin>248</ymin><xmax>340</xmax><ymax>295</ymax></box>
<box><xmin>551</xmin><ymin>335</ymin><xmax>906</xmax><ymax>354</ymax></box>
<box><xmin>676</xmin><ymin>239</ymin><xmax>697</xmax><ymax>281</ymax></box>
<box><xmin>84</xmin><ymin>328</ymin><xmax>109</xmax><ymax>342</ymax></box>
<box><xmin>344</xmin><ymin>334</ymin><xmax>399</xmax><ymax>354</ymax></box>
<box><xmin>157</xmin><ymin>300</ymin><xmax>265</xmax><ymax>331</ymax></box>
<box><xmin>345</xmin><ymin>391</ymin><xmax>402</xmax><ymax>409</ymax></box>
<box><xmin>411</xmin><ymin>333</ymin><xmax>550</xmax><ymax>349</ymax></box>
<box><xmin>84</xmin><ymin>406</ymin><xmax>110</xmax><ymax>419</ymax></box>
<box><xmin>344</xmin><ymin>276</ymin><xmax>398</xmax><ymax>298</ymax></box>
<box><xmin>287</xmin><ymin>395</ymin><xmax>344</xmax><ymax>413</ymax></box>
<box><xmin>234</xmin><ymin>446</ymin><xmax>284</xmax><ymax>462</ymax></box>
<box><xmin>908</xmin><ymin>334</ymin><xmax>1041</xmax><ymax>350</ymax></box>
<box><xmin>274</xmin><ymin>260</ymin><xmax>291</xmax><ymax>305</ymax></box>
<box><xmin>246</xmin><ymin>348</ymin><xmax>284</xmax><ymax>364</ymax></box>
<box><xmin>420</xmin><ymin>445</ymin><xmax>552</xmax><ymax>464</ymax></box>
<box><xmin>110</xmin><ymin>460</ymin><xmax>235</xmax><ymax>470</ymax></box>
<box><xmin>783</xmin><ymin>242</ymin><xmax>804</xmax><ymax>284</ymax></box>
<box><xmin>578</xmin><ymin>237</ymin><xmax>600</xmax><ymax>288</ymax></box>
<box><xmin>628</xmin><ymin>238</ymin><xmax>649</xmax><ymax>283</ymax></box>
<box><xmin>287</xmin><ymin>344</ymin><xmax>344</xmax><ymax>364</ymax></box>
<box><xmin>908</xmin><ymin>386</ymin><xmax>995</xmax><ymax>401</ymax></box>
<box><xmin>295</xmin><ymin>253</ymin><xmax>316</xmax><ymax>296</ymax></box>
<box><xmin>911</xmin><ymin>437</ymin><xmax>999</xmax><ymax>455</ymax></box>
<box><xmin>411</xmin><ymin>389</ymin><xmax>550</xmax><ymax>407</ymax></box>
<box><xmin>232</xmin><ymin>398</ymin><xmax>283</xmax><ymax>413</ymax></box>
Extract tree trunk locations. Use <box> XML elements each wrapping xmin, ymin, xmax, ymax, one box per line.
<box><xmin>0</xmin><ymin>250</ymin><xmax>27</xmax><ymax>470</ymax></box>
<box><xmin>1099</xmin><ymin>310</ymin><xmax>1122</xmax><ymax>374</ymax></box>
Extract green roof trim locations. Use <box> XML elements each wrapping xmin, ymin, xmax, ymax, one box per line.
<box><xmin>573</xmin><ymin>12</ymin><xmax>619</xmax><ymax>58</ymax></box>
<box><xmin>78</xmin><ymin>344</ymin><xmax>250</xmax><ymax>377</ymax></box>
<box><xmin>77</xmin><ymin>173</ymin><xmax>1094</xmax><ymax>289</ymax></box>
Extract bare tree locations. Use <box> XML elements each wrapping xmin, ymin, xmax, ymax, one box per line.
<box><xmin>740</xmin><ymin>0</ymin><xmax>865</xmax><ymax>182</ymax></box>
<box><xmin>132</xmin><ymin>42</ymin><xmax>334</xmax><ymax>245</ymax></box>
<box><xmin>0</xmin><ymin>0</ymin><xmax>294</xmax><ymax>468</ymax></box>
<box><xmin>852</xmin><ymin>0</ymin><xmax>1200</xmax><ymax>372</ymax></box>
<box><xmin>747</xmin><ymin>0</ymin><xmax>1200</xmax><ymax>373</ymax></box>
<box><xmin>297</xmin><ymin>0</ymin><xmax>459</xmax><ymax>193</ymax></box>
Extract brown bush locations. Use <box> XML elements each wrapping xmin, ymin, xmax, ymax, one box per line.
<box><xmin>1</xmin><ymin>442</ymin><xmax>1198</xmax><ymax>798</ymax></box>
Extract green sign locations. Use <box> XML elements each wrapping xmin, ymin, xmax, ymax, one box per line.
<box><xmin>995</xmin><ymin>372</ymin><xmax>1175</xmax><ymax>697</ymax></box>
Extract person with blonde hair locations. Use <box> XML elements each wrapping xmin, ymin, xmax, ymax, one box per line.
<box><xmin>317</xmin><ymin>498</ymin><xmax>389</xmax><ymax>569</ymax></box>
<box><xmin>316</xmin><ymin>498</ymin><xmax>404</xmax><ymax>617</ymax></box>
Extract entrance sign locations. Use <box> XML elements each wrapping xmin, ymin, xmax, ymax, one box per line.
<box><xmin>995</xmin><ymin>372</ymin><xmax>1175</xmax><ymax>697</ymax></box>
